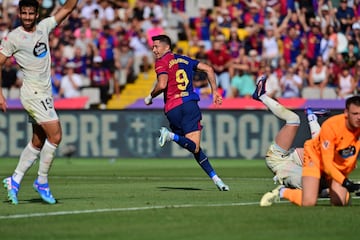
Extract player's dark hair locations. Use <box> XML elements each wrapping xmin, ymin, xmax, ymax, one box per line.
<box><xmin>346</xmin><ymin>95</ymin><xmax>360</xmax><ymax>109</ymax></box>
<box><xmin>19</xmin><ymin>0</ymin><xmax>39</xmax><ymax>12</ymax></box>
<box><xmin>152</xmin><ymin>35</ymin><xmax>172</xmax><ymax>48</ymax></box>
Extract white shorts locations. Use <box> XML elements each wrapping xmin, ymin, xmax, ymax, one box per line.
<box><xmin>265</xmin><ymin>143</ymin><xmax>303</xmax><ymax>189</ymax></box>
<box><xmin>20</xmin><ymin>87</ymin><xmax>59</xmax><ymax>124</ymax></box>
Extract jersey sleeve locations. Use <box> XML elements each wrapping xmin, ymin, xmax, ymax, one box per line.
<box><xmin>320</xmin><ymin>122</ymin><xmax>346</xmax><ymax>184</ymax></box>
<box><xmin>154</xmin><ymin>58</ymin><xmax>168</xmax><ymax>76</ymax></box>
<box><xmin>0</xmin><ymin>34</ymin><xmax>16</xmax><ymax>57</ymax></box>
<box><xmin>39</xmin><ymin>16</ymin><xmax>58</xmax><ymax>35</ymax></box>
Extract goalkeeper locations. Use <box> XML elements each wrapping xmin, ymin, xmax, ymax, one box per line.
<box><xmin>260</xmin><ymin>94</ymin><xmax>360</xmax><ymax>206</ymax></box>
<box><xmin>252</xmin><ymin>75</ymin><xmax>328</xmax><ymax>190</ymax></box>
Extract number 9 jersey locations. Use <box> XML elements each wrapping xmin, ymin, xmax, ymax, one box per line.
<box><xmin>155</xmin><ymin>52</ymin><xmax>200</xmax><ymax>113</ymax></box>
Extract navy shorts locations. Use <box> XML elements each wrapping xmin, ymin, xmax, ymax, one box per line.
<box><xmin>165</xmin><ymin>101</ymin><xmax>202</xmax><ymax>136</ymax></box>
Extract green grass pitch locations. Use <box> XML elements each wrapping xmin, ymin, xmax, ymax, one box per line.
<box><xmin>0</xmin><ymin>158</ymin><xmax>359</xmax><ymax>240</ymax></box>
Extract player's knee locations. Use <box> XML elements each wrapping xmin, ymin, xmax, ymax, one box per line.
<box><xmin>286</xmin><ymin>112</ymin><xmax>300</xmax><ymax>125</ymax></box>
<box><xmin>48</xmin><ymin>133</ymin><xmax>62</xmax><ymax>146</ymax></box>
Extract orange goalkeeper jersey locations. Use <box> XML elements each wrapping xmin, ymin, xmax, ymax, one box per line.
<box><xmin>309</xmin><ymin>113</ymin><xmax>360</xmax><ymax>184</ymax></box>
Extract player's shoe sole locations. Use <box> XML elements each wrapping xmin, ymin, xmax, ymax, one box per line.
<box><xmin>252</xmin><ymin>75</ymin><xmax>267</xmax><ymax>101</ymax></box>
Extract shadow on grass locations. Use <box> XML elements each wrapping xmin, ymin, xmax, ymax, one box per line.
<box><xmin>157</xmin><ymin>186</ymin><xmax>202</xmax><ymax>191</ymax></box>
<box><xmin>1</xmin><ymin>197</ymin><xmax>95</xmax><ymax>205</ymax></box>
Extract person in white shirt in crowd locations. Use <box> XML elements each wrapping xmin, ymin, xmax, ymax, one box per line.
<box><xmin>59</xmin><ymin>61</ymin><xmax>83</xmax><ymax>98</ymax></box>
<box><xmin>280</xmin><ymin>64</ymin><xmax>303</xmax><ymax>98</ymax></box>
<box><xmin>263</xmin><ymin>65</ymin><xmax>281</xmax><ymax>99</ymax></box>
<box><xmin>79</xmin><ymin>0</ymin><xmax>99</xmax><ymax>20</ymax></box>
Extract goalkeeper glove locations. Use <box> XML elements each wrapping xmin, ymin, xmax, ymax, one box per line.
<box><xmin>342</xmin><ymin>178</ymin><xmax>360</xmax><ymax>193</ymax></box>
<box><xmin>144</xmin><ymin>95</ymin><xmax>153</xmax><ymax>105</ymax></box>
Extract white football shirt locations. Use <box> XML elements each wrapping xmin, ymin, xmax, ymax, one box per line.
<box><xmin>0</xmin><ymin>16</ymin><xmax>57</xmax><ymax>95</ymax></box>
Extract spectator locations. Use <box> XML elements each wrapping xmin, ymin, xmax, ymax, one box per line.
<box><xmin>353</xmin><ymin>59</ymin><xmax>360</xmax><ymax>89</ymax></box>
<box><xmin>296</xmin><ymin>57</ymin><xmax>310</xmax><ymax>87</ymax></box>
<box><xmin>263</xmin><ymin>65</ymin><xmax>281</xmax><ymax>99</ymax></box>
<box><xmin>90</xmin><ymin>56</ymin><xmax>112</xmax><ymax>109</ymax></box>
<box><xmin>99</xmin><ymin>0</ymin><xmax>116</xmax><ymax>24</ymax></box>
<box><xmin>230</xmin><ymin>46</ymin><xmax>250</xmax><ymax>78</ymax></box>
<box><xmin>261</xmin><ymin>24</ymin><xmax>280</xmax><ymax>68</ymax></box>
<box><xmin>229</xmin><ymin>66</ymin><xmax>256</xmax><ymax>98</ymax></box>
<box><xmin>74</xmin><ymin>27</ymin><xmax>92</xmax><ymax>57</ymax></box>
<box><xmin>336</xmin><ymin>0</ymin><xmax>356</xmax><ymax>34</ymax></box>
<box><xmin>89</xmin><ymin>8</ymin><xmax>103</xmax><ymax>31</ymax></box>
<box><xmin>352</xmin><ymin>21</ymin><xmax>360</xmax><ymax>48</ymax></box>
<box><xmin>280</xmin><ymin>64</ymin><xmax>303</xmax><ymax>98</ymax></box>
<box><xmin>59</xmin><ymin>62</ymin><xmax>83</xmax><ymax>98</ymax></box>
<box><xmin>39</xmin><ymin>0</ymin><xmax>57</xmax><ymax>19</ymax></box>
<box><xmin>79</xmin><ymin>0</ymin><xmax>99</xmax><ymax>20</ymax></box>
<box><xmin>301</xmin><ymin>20</ymin><xmax>322</xmax><ymax>67</ymax></box>
<box><xmin>308</xmin><ymin>56</ymin><xmax>329</xmax><ymax>98</ymax></box>
<box><xmin>247</xmin><ymin>49</ymin><xmax>261</xmax><ymax>76</ymax></box>
<box><xmin>189</xmin><ymin>6</ymin><xmax>213</xmax><ymax>51</ymax></box>
<box><xmin>193</xmin><ymin>42</ymin><xmax>209</xmax><ymax>93</ymax></box>
<box><xmin>143</xmin><ymin>0</ymin><xmax>164</xmax><ymax>25</ymax></box>
<box><xmin>343</xmin><ymin>41</ymin><xmax>359</xmax><ymax>68</ymax></box>
<box><xmin>317</xmin><ymin>1</ymin><xmax>337</xmax><ymax>34</ymax></box>
<box><xmin>132</xmin><ymin>0</ymin><xmax>146</xmax><ymax>21</ymax></box>
<box><xmin>69</xmin><ymin>46</ymin><xmax>88</xmax><ymax>77</ymax></box>
<box><xmin>1</xmin><ymin>58</ymin><xmax>21</xmax><ymax>90</ymax></box>
<box><xmin>327</xmin><ymin>24</ymin><xmax>339</xmax><ymax>49</ymax></box>
<box><xmin>328</xmin><ymin>52</ymin><xmax>347</xmax><ymax>87</ymax></box>
<box><xmin>114</xmin><ymin>41</ymin><xmax>135</xmax><ymax>93</ymax></box>
<box><xmin>206</xmin><ymin>39</ymin><xmax>233</xmax><ymax>97</ymax></box>
<box><xmin>320</xmin><ymin>28</ymin><xmax>335</xmax><ymax>64</ymax></box>
<box><xmin>51</xmin><ymin>64</ymin><xmax>62</xmax><ymax>99</ymax></box>
<box><xmin>281</xmin><ymin>25</ymin><xmax>303</xmax><ymax>66</ymax></box>
<box><xmin>226</xmin><ymin>27</ymin><xmax>243</xmax><ymax>59</ymax></box>
<box><xmin>243</xmin><ymin>1</ymin><xmax>264</xmax><ymax>30</ymax></box>
<box><xmin>146</xmin><ymin>18</ymin><xmax>165</xmax><ymax>47</ymax></box>
<box><xmin>337</xmin><ymin>65</ymin><xmax>356</xmax><ymax>99</ymax></box>
<box><xmin>97</xmin><ymin>25</ymin><xmax>118</xmax><ymax>74</ymax></box>
<box><xmin>274</xmin><ymin>57</ymin><xmax>288</xmax><ymax>80</ymax></box>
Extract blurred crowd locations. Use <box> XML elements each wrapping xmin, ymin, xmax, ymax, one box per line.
<box><xmin>1</xmin><ymin>0</ymin><xmax>360</xmax><ymax>106</ymax></box>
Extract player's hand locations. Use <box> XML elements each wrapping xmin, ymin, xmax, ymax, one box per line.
<box><xmin>0</xmin><ymin>93</ymin><xmax>7</xmax><ymax>112</ymax></box>
<box><xmin>213</xmin><ymin>92</ymin><xmax>223</xmax><ymax>106</ymax></box>
<box><xmin>342</xmin><ymin>178</ymin><xmax>360</xmax><ymax>192</ymax></box>
<box><xmin>144</xmin><ymin>95</ymin><xmax>153</xmax><ymax>105</ymax></box>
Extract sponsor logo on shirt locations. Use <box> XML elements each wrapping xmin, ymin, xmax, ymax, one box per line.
<box><xmin>33</xmin><ymin>41</ymin><xmax>47</xmax><ymax>58</ymax></box>
<box><xmin>338</xmin><ymin>146</ymin><xmax>356</xmax><ymax>158</ymax></box>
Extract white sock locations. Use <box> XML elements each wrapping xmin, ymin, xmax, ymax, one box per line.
<box><xmin>37</xmin><ymin>140</ymin><xmax>57</xmax><ymax>184</ymax></box>
<box><xmin>308</xmin><ymin>114</ymin><xmax>321</xmax><ymax>138</ymax></box>
<box><xmin>12</xmin><ymin>142</ymin><xmax>40</xmax><ymax>184</ymax></box>
<box><xmin>261</xmin><ymin>95</ymin><xmax>300</xmax><ymax>124</ymax></box>
<box><xmin>168</xmin><ymin>132</ymin><xmax>175</xmax><ymax>141</ymax></box>
<box><xmin>212</xmin><ymin>175</ymin><xmax>221</xmax><ymax>183</ymax></box>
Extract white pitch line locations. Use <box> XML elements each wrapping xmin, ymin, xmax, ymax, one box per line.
<box><xmin>0</xmin><ymin>201</ymin><xmax>261</xmax><ymax>220</ymax></box>
<box><xmin>50</xmin><ymin>175</ymin><xmax>272</xmax><ymax>181</ymax></box>
<box><xmin>1</xmin><ymin>197</ymin><xmax>359</xmax><ymax>220</ymax></box>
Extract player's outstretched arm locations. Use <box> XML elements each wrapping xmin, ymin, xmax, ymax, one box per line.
<box><xmin>197</xmin><ymin>62</ymin><xmax>222</xmax><ymax>105</ymax></box>
<box><xmin>54</xmin><ymin>0</ymin><xmax>78</xmax><ymax>25</ymax></box>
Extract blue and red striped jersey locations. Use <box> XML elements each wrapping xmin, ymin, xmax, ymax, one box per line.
<box><xmin>155</xmin><ymin>52</ymin><xmax>200</xmax><ymax>112</ymax></box>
